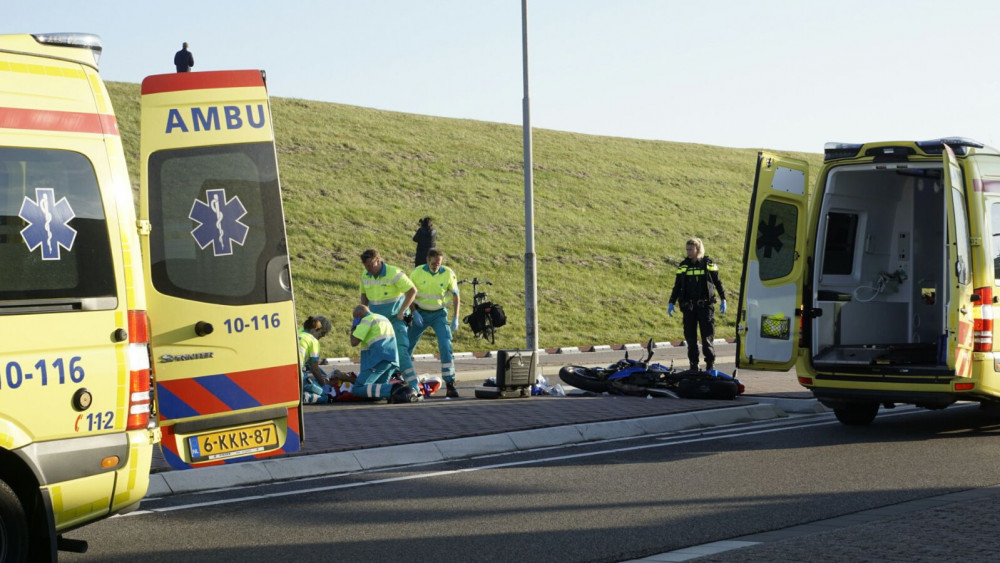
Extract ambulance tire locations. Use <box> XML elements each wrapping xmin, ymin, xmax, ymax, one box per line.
<box><xmin>0</xmin><ymin>479</ymin><xmax>29</xmax><ymax>563</ymax></box>
<box><xmin>833</xmin><ymin>403</ymin><xmax>879</xmax><ymax>426</ymax></box>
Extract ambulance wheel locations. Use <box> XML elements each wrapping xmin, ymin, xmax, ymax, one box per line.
<box><xmin>833</xmin><ymin>403</ymin><xmax>879</xmax><ymax>426</ymax></box>
<box><xmin>0</xmin><ymin>480</ymin><xmax>29</xmax><ymax>563</ymax></box>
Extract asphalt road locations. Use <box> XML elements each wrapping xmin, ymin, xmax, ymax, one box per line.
<box><xmin>65</xmin><ymin>403</ymin><xmax>1000</xmax><ymax>562</ymax></box>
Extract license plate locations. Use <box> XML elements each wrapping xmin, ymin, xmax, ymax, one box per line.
<box><xmin>187</xmin><ymin>422</ymin><xmax>279</xmax><ymax>462</ymax></box>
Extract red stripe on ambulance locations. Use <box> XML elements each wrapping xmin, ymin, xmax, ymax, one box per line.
<box><xmin>141</xmin><ymin>70</ymin><xmax>265</xmax><ymax>95</ymax></box>
<box><xmin>0</xmin><ymin>106</ymin><xmax>117</xmax><ymax>134</ymax></box>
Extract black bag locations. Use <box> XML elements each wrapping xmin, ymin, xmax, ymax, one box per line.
<box><xmin>464</xmin><ymin>306</ymin><xmax>488</xmax><ymax>334</ymax></box>
<box><xmin>487</xmin><ymin>303</ymin><xmax>506</xmax><ymax>328</ymax></box>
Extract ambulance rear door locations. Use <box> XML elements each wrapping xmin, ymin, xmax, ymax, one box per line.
<box><xmin>736</xmin><ymin>153</ymin><xmax>809</xmax><ymax>371</ymax></box>
<box><xmin>139</xmin><ymin>70</ymin><xmax>302</xmax><ymax>469</ymax></box>
<box><xmin>943</xmin><ymin>143</ymin><xmax>975</xmax><ymax>378</ymax></box>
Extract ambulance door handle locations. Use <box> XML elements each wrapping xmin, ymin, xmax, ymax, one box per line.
<box><xmin>960</xmin><ymin>306</ymin><xmax>969</xmax><ymax>315</ymax></box>
<box><xmin>195</xmin><ymin>321</ymin><xmax>214</xmax><ymax>337</ymax></box>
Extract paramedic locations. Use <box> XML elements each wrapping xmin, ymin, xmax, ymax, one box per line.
<box><xmin>299</xmin><ymin>315</ymin><xmax>332</xmax><ymax>404</ymax></box>
<box><xmin>412</xmin><ymin>216</ymin><xmax>438</xmax><ymax>267</ymax></box>
<box><xmin>350</xmin><ymin>304</ymin><xmax>419</xmax><ymax>403</ymax></box>
<box><xmin>667</xmin><ymin>237</ymin><xmax>727</xmax><ymax>372</ymax></box>
<box><xmin>174</xmin><ymin>42</ymin><xmax>194</xmax><ymax>72</ymax></box>
<box><xmin>408</xmin><ymin>248</ymin><xmax>461</xmax><ymax>397</ymax></box>
<box><xmin>359</xmin><ymin>249</ymin><xmax>420</xmax><ymax>393</ymax></box>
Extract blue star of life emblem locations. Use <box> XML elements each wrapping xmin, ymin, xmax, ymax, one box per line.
<box><xmin>19</xmin><ymin>187</ymin><xmax>77</xmax><ymax>261</ymax></box>
<box><xmin>189</xmin><ymin>189</ymin><xmax>249</xmax><ymax>257</ymax></box>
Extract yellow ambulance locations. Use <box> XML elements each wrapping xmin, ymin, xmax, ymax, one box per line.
<box><xmin>737</xmin><ymin>138</ymin><xmax>1000</xmax><ymax>425</ymax></box>
<box><xmin>0</xmin><ymin>34</ymin><xmax>301</xmax><ymax>560</ymax></box>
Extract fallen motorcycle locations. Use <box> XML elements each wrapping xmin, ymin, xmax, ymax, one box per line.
<box><xmin>557</xmin><ymin>339</ymin><xmax>744</xmax><ymax>400</ymax></box>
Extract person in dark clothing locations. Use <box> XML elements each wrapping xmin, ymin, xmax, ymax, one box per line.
<box><xmin>412</xmin><ymin>216</ymin><xmax>438</xmax><ymax>267</ymax></box>
<box><xmin>667</xmin><ymin>237</ymin><xmax>727</xmax><ymax>372</ymax></box>
<box><xmin>174</xmin><ymin>42</ymin><xmax>194</xmax><ymax>72</ymax></box>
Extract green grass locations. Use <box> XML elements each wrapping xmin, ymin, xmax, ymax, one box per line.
<box><xmin>107</xmin><ymin>81</ymin><xmax>823</xmax><ymax>358</ymax></box>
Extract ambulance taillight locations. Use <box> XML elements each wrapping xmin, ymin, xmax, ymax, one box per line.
<box><xmin>973</xmin><ymin>287</ymin><xmax>994</xmax><ymax>352</ymax></box>
<box><xmin>127</xmin><ymin>310</ymin><xmax>152</xmax><ymax>430</ymax></box>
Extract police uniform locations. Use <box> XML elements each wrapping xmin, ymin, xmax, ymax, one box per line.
<box><xmin>360</xmin><ymin>261</ymin><xmax>419</xmax><ymax>391</ymax></box>
<box><xmin>350</xmin><ymin>312</ymin><xmax>401</xmax><ymax>399</ymax></box>
<box><xmin>668</xmin><ymin>256</ymin><xmax>726</xmax><ymax>371</ymax></box>
<box><xmin>408</xmin><ymin>264</ymin><xmax>459</xmax><ymax>384</ymax></box>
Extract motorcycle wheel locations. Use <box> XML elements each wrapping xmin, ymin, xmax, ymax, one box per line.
<box><xmin>676</xmin><ymin>377</ymin><xmax>739</xmax><ymax>400</ymax></box>
<box><xmin>558</xmin><ymin>366</ymin><xmax>609</xmax><ymax>393</ymax></box>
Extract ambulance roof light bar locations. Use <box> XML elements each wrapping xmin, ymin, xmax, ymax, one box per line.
<box><xmin>32</xmin><ymin>33</ymin><xmax>103</xmax><ymax>65</ymax></box>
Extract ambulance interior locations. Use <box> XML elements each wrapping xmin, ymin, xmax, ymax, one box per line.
<box><xmin>810</xmin><ymin>164</ymin><xmax>949</xmax><ymax>372</ymax></box>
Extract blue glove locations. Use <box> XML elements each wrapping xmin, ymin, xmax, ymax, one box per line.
<box><xmin>450</xmin><ymin>316</ymin><xmax>459</xmax><ymax>332</ymax></box>
<box><xmin>720</xmin><ymin>300</ymin><xmax>728</xmax><ymax>315</ymax></box>
<box><xmin>412</xmin><ymin>310</ymin><xmax>424</xmax><ymax>328</ymax></box>
<box><xmin>667</xmin><ymin>303</ymin><xmax>676</xmax><ymax>317</ymax></box>
<box><xmin>350</xmin><ymin>316</ymin><xmax>360</xmax><ymax>331</ymax></box>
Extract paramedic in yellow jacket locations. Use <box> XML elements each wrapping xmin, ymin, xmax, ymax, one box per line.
<box><xmin>359</xmin><ymin>249</ymin><xmax>420</xmax><ymax>393</ymax></box>
<box><xmin>350</xmin><ymin>305</ymin><xmax>420</xmax><ymax>403</ymax></box>
<box><xmin>408</xmin><ymin>248</ymin><xmax>461</xmax><ymax>397</ymax></box>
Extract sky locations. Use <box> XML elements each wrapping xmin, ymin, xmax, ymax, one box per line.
<box><xmin>9</xmin><ymin>0</ymin><xmax>1000</xmax><ymax>153</ymax></box>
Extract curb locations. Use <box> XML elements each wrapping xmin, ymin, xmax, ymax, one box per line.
<box><xmin>145</xmin><ymin>403</ymin><xmax>788</xmax><ymax>498</ymax></box>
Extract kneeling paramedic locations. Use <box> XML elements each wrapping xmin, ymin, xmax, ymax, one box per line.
<box><xmin>667</xmin><ymin>237</ymin><xmax>727</xmax><ymax>372</ymax></box>
<box><xmin>350</xmin><ymin>304</ymin><xmax>420</xmax><ymax>403</ymax></box>
<box><xmin>408</xmin><ymin>248</ymin><xmax>461</xmax><ymax>397</ymax></box>
<box><xmin>299</xmin><ymin>315</ymin><xmax>333</xmax><ymax>404</ymax></box>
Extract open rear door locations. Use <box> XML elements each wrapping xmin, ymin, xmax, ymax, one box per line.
<box><xmin>943</xmin><ymin>144</ymin><xmax>975</xmax><ymax>378</ymax></box>
<box><xmin>737</xmin><ymin>153</ymin><xmax>809</xmax><ymax>371</ymax></box>
<box><xmin>140</xmin><ymin>70</ymin><xmax>302</xmax><ymax>469</ymax></box>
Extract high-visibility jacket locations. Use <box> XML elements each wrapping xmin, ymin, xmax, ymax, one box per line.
<box><xmin>360</xmin><ymin>262</ymin><xmax>416</xmax><ymax>317</ymax></box>
<box><xmin>410</xmin><ymin>264</ymin><xmax>458</xmax><ymax>311</ymax></box>
<box><xmin>668</xmin><ymin>256</ymin><xmax>726</xmax><ymax>307</ymax></box>
<box><xmin>353</xmin><ymin>312</ymin><xmax>399</xmax><ymax>372</ymax></box>
<box><xmin>297</xmin><ymin>329</ymin><xmax>320</xmax><ymax>372</ymax></box>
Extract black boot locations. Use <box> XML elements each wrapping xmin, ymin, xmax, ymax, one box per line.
<box><xmin>446</xmin><ymin>382</ymin><xmax>459</xmax><ymax>398</ymax></box>
<box><xmin>389</xmin><ymin>383</ymin><xmax>420</xmax><ymax>404</ymax></box>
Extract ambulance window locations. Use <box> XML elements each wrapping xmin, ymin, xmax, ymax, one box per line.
<box><xmin>755</xmin><ymin>198</ymin><xmax>798</xmax><ymax>281</ymax></box>
<box><xmin>147</xmin><ymin>142</ymin><xmax>290</xmax><ymax>305</ymax></box>
<box><xmin>822</xmin><ymin>212</ymin><xmax>858</xmax><ymax>276</ymax></box>
<box><xmin>992</xmin><ymin>202</ymin><xmax>1000</xmax><ymax>282</ymax></box>
<box><xmin>0</xmin><ymin>148</ymin><xmax>116</xmax><ymax>307</ymax></box>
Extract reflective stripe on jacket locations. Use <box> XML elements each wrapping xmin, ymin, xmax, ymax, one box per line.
<box><xmin>410</xmin><ymin>264</ymin><xmax>458</xmax><ymax>311</ymax></box>
<box><xmin>360</xmin><ymin>263</ymin><xmax>416</xmax><ymax>317</ymax></box>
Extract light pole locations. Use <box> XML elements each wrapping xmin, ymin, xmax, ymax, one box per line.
<box><xmin>521</xmin><ymin>0</ymin><xmax>539</xmax><ymax>351</ymax></box>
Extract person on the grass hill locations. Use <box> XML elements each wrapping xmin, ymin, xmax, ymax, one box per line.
<box><xmin>350</xmin><ymin>304</ymin><xmax>419</xmax><ymax>403</ymax></box>
<box><xmin>667</xmin><ymin>237</ymin><xmax>727</xmax><ymax>372</ymax></box>
<box><xmin>408</xmin><ymin>248</ymin><xmax>461</xmax><ymax>397</ymax></box>
<box><xmin>359</xmin><ymin>249</ymin><xmax>420</xmax><ymax>393</ymax></box>
<box><xmin>298</xmin><ymin>315</ymin><xmax>332</xmax><ymax>404</ymax></box>
<box><xmin>412</xmin><ymin>216</ymin><xmax>438</xmax><ymax>267</ymax></box>
<box><xmin>173</xmin><ymin>41</ymin><xmax>194</xmax><ymax>72</ymax></box>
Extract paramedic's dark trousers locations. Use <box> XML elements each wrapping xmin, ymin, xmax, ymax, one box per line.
<box><xmin>682</xmin><ymin>305</ymin><xmax>715</xmax><ymax>370</ymax></box>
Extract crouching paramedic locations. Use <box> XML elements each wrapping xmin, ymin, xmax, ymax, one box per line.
<box><xmin>667</xmin><ymin>237</ymin><xmax>727</xmax><ymax>372</ymax></box>
<box><xmin>408</xmin><ymin>248</ymin><xmax>461</xmax><ymax>397</ymax></box>
<box><xmin>359</xmin><ymin>249</ymin><xmax>420</xmax><ymax>393</ymax></box>
<box><xmin>299</xmin><ymin>315</ymin><xmax>333</xmax><ymax>404</ymax></box>
<box><xmin>350</xmin><ymin>304</ymin><xmax>421</xmax><ymax>403</ymax></box>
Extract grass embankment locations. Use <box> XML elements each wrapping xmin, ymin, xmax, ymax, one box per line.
<box><xmin>107</xmin><ymin>81</ymin><xmax>822</xmax><ymax>358</ymax></box>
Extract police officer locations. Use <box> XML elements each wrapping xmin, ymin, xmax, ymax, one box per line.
<box><xmin>408</xmin><ymin>248</ymin><xmax>461</xmax><ymax>397</ymax></box>
<box><xmin>667</xmin><ymin>237</ymin><xmax>727</xmax><ymax>372</ymax></box>
<box><xmin>359</xmin><ymin>249</ymin><xmax>421</xmax><ymax>394</ymax></box>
